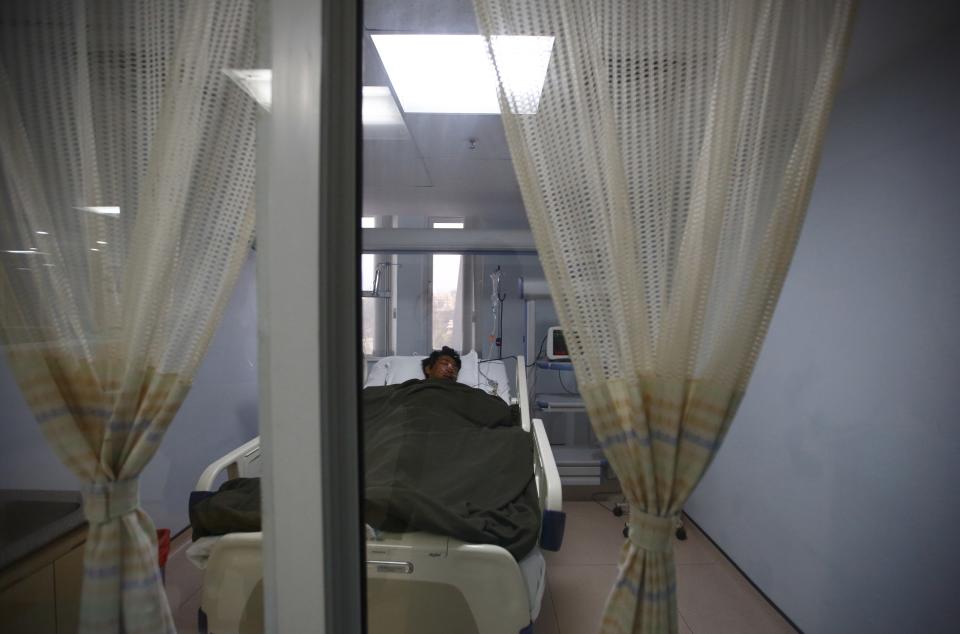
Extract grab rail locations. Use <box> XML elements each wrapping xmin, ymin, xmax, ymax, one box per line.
<box><xmin>367</xmin><ymin>560</ymin><xmax>414</xmax><ymax>574</ymax></box>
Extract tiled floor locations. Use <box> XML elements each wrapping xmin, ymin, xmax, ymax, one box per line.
<box><xmin>164</xmin><ymin>530</ymin><xmax>204</xmax><ymax>632</ymax></box>
<box><xmin>166</xmin><ymin>503</ymin><xmax>796</xmax><ymax>633</ymax></box>
<box><xmin>536</xmin><ymin>502</ymin><xmax>796</xmax><ymax>634</ymax></box>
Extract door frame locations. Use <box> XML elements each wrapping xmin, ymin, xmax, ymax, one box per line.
<box><xmin>258</xmin><ymin>0</ymin><xmax>363</xmax><ymax>631</ymax></box>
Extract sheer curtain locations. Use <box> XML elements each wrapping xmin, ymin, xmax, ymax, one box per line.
<box><xmin>473</xmin><ymin>1</ymin><xmax>855</xmax><ymax>632</ymax></box>
<box><xmin>0</xmin><ymin>1</ymin><xmax>257</xmax><ymax>632</ymax></box>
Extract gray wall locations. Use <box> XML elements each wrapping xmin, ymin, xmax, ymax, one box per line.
<box><xmin>685</xmin><ymin>8</ymin><xmax>960</xmax><ymax>634</ymax></box>
<box><xmin>0</xmin><ymin>256</ymin><xmax>259</xmax><ymax>533</ymax></box>
<box><xmin>392</xmin><ymin>217</ymin><xmax>432</xmax><ymax>356</ymax></box>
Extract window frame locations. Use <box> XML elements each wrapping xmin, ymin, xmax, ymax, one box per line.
<box><xmin>429</xmin><ymin>217</ymin><xmax>465</xmax><ymax>351</ymax></box>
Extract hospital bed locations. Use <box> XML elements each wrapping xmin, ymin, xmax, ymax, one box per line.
<box><xmin>190</xmin><ymin>354</ymin><xmax>564</xmax><ymax>634</ymax></box>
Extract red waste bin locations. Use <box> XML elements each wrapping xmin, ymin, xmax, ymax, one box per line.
<box><xmin>157</xmin><ymin>528</ymin><xmax>171</xmax><ymax>584</ymax></box>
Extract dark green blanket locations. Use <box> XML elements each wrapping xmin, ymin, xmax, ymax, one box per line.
<box><xmin>364</xmin><ymin>379</ymin><xmax>540</xmax><ymax>560</ymax></box>
<box><xmin>190</xmin><ymin>477</ymin><xmax>261</xmax><ymax>540</ymax></box>
<box><xmin>190</xmin><ymin>378</ymin><xmax>540</xmax><ymax>560</ymax></box>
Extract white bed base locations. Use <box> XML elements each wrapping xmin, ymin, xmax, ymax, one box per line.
<box><xmin>194</xmin><ymin>356</ymin><xmax>562</xmax><ymax>634</ymax></box>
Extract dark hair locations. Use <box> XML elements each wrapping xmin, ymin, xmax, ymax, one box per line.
<box><xmin>421</xmin><ymin>346</ymin><xmax>462</xmax><ymax>375</ymax></box>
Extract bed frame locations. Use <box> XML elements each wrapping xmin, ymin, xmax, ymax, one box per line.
<box><xmin>193</xmin><ymin>356</ymin><xmax>563</xmax><ymax>634</ymax></box>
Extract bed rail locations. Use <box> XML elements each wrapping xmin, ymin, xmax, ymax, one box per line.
<box><xmin>532</xmin><ymin>419</ymin><xmax>562</xmax><ymax>513</ymax></box>
<box><xmin>515</xmin><ymin>355</ymin><xmax>532</xmax><ymax>432</ymax></box>
<box><xmin>195</xmin><ymin>436</ymin><xmax>261</xmax><ymax>491</ymax></box>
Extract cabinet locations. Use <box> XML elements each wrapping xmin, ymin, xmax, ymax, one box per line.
<box><xmin>0</xmin><ymin>564</ymin><xmax>57</xmax><ymax>634</ymax></box>
<box><xmin>54</xmin><ymin>544</ymin><xmax>84</xmax><ymax>633</ymax></box>
<box><xmin>0</xmin><ymin>528</ymin><xmax>86</xmax><ymax>634</ymax></box>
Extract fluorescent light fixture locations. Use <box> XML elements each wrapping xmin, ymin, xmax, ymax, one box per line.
<box><xmin>43</xmin><ymin>263</ymin><xmax>55</xmax><ymax>267</ymax></box>
<box><xmin>3</xmin><ymin>250</ymin><xmax>48</xmax><ymax>255</ymax></box>
<box><xmin>223</xmin><ymin>69</ymin><xmax>272</xmax><ymax>111</ymax></box>
<box><xmin>362</xmin><ymin>86</ymin><xmax>411</xmax><ymax>141</ymax></box>
<box><xmin>36</xmin><ymin>231</ymin><xmax>49</xmax><ymax>235</ymax></box>
<box><xmin>90</xmin><ymin>248</ymin><xmax>100</xmax><ymax>252</ymax></box>
<box><xmin>433</xmin><ymin>222</ymin><xmax>465</xmax><ymax>229</ymax></box>
<box><xmin>371</xmin><ymin>34</ymin><xmax>554</xmax><ymax>114</ymax></box>
<box><xmin>223</xmin><ymin>72</ymin><xmax>410</xmax><ymax>139</ymax></box>
<box><xmin>75</xmin><ymin>206</ymin><xmax>120</xmax><ymax>216</ymax></box>
<box><xmin>96</xmin><ymin>240</ymin><xmax>108</xmax><ymax>245</ymax></box>
<box><xmin>16</xmin><ymin>267</ymin><xmax>31</xmax><ymax>272</ymax></box>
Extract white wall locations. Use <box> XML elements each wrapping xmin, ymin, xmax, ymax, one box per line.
<box><xmin>0</xmin><ymin>255</ymin><xmax>259</xmax><ymax>532</ymax></box>
<box><xmin>685</xmin><ymin>10</ymin><xmax>960</xmax><ymax>634</ymax></box>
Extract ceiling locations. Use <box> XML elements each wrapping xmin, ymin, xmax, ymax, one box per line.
<box><xmin>360</xmin><ymin>0</ymin><xmax>960</xmax><ymax>227</ymax></box>
<box><xmin>362</xmin><ymin>0</ymin><xmax>528</xmax><ymax>226</ymax></box>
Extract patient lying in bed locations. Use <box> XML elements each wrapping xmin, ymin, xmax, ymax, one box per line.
<box><xmin>190</xmin><ymin>348</ymin><xmax>541</xmax><ymax>560</ymax></box>
<box><xmin>419</xmin><ymin>346</ymin><xmax>464</xmax><ymax>382</ymax></box>
<box><xmin>364</xmin><ymin>347</ymin><xmax>540</xmax><ymax>559</ymax></box>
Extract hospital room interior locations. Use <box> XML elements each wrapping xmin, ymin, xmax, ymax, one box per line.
<box><xmin>1</xmin><ymin>0</ymin><xmax>958</xmax><ymax>633</ymax></box>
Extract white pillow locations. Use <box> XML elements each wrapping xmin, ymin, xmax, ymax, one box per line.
<box><xmin>370</xmin><ymin>351</ymin><xmax>481</xmax><ymax>387</ymax></box>
<box><xmin>364</xmin><ymin>358</ymin><xmax>390</xmax><ymax>387</ymax></box>
<box><xmin>366</xmin><ymin>352</ymin><xmax>510</xmax><ymax>400</ymax></box>
<box><xmin>384</xmin><ymin>356</ymin><xmax>425</xmax><ymax>383</ymax></box>
<box><xmin>454</xmin><ymin>350</ymin><xmax>480</xmax><ymax>388</ymax></box>
<box><xmin>477</xmin><ymin>359</ymin><xmax>511</xmax><ymax>401</ymax></box>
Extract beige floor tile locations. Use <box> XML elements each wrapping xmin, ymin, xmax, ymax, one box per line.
<box><xmin>173</xmin><ymin>588</ymin><xmax>202</xmax><ymax>634</ymax></box>
<box><xmin>534</xmin><ymin>581</ymin><xmax>561</xmax><ymax>634</ymax></box>
<box><xmin>676</xmin><ymin>564</ymin><xmax>795</xmax><ymax>634</ymax></box>
<box><xmin>545</xmin><ymin>501</ymin><xmax>628</xmax><ymax>566</ymax></box>
<box><xmin>163</xmin><ymin>533</ymin><xmax>203</xmax><ymax>613</ymax></box>
<box><xmin>673</xmin><ymin>518</ymin><xmax>722</xmax><ymax>566</ymax></box>
<box><xmin>547</xmin><ymin>564</ymin><xmax>618</xmax><ymax>634</ymax></box>
<box><xmin>169</xmin><ymin>527</ymin><xmax>193</xmax><ymax>550</ymax></box>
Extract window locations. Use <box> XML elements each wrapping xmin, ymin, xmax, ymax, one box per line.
<box><xmin>361</xmin><ymin>217</ymin><xmax>376</xmax><ymax>355</ymax></box>
<box><xmin>431</xmin><ymin>219</ymin><xmax>464</xmax><ymax>350</ymax></box>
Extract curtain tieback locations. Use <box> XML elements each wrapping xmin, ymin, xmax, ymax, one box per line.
<box><xmin>82</xmin><ymin>478</ymin><xmax>140</xmax><ymax>524</ymax></box>
<box><xmin>628</xmin><ymin>507</ymin><xmax>676</xmax><ymax>553</ymax></box>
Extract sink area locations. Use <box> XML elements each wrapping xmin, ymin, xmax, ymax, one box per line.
<box><xmin>0</xmin><ymin>490</ymin><xmax>85</xmax><ymax>570</ymax></box>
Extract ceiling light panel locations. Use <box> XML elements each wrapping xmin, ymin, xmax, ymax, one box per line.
<box><xmin>74</xmin><ymin>206</ymin><xmax>120</xmax><ymax>216</ymax></box>
<box><xmin>371</xmin><ymin>34</ymin><xmax>554</xmax><ymax>115</ymax></box>
<box><xmin>223</xmin><ymin>70</ymin><xmax>411</xmax><ymax>140</ymax></box>
<box><xmin>224</xmin><ymin>69</ymin><xmax>272</xmax><ymax>111</ymax></box>
<box><xmin>362</xmin><ymin>86</ymin><xmax>411</xmax><ymax>141</ymax></box>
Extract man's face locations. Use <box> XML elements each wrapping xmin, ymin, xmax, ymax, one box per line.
<box><xmin>425</xmin><ymin>355</ymin><xmax>459</xmax><ymax>381</ymax></box>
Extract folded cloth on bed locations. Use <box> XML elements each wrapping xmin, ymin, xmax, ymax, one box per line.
<box><xmin>364</xmin><ymin>378</ymin><xmax>541</xmax><ymax>560</ymax></box>
<box><xmin>189</xmin><ymin>477</ymin><xmax>261</xmax><ymax>540</ymax></box>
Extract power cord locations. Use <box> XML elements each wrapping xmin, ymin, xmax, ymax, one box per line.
<box><xmin>525</xmin><ymin>333</ymin><xmax>549</xmax><ymax>368</ymax></box>
<box><xmin>558</xmin><ymin>370</ymin><xmax>577</xmax><ymax>395</ymax></box>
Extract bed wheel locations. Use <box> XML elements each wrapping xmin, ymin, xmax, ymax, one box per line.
<box><xmin>612</xmin><ymin>505</ymin><xmax>624</xmax><ymax>517</ymax></box>
<box><xmin>675</xmin><ymin>526</ymin><xmax>687</xmax><ymax>541</ymax></box>
<box><xmin>622</xmin><ymin>525</ymin><xmax>629</xmax><ymax>538</ymax></box>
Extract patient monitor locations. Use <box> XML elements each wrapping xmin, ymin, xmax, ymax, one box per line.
<box><xmin>545</xmin><ymin>327</ymin><xmax>569</xmax><ymax>361</ymax></box>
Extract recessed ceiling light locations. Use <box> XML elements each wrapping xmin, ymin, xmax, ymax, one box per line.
<box><xmin>96</xmin><ymin>240</ymin><xmax>108</xmax><ymax>245</ymax></box>
<box><xmin>3</xmin><ymin>250</ymin><xmax>47</xmax><ymax>255</ymax></box>
<box><xmin>75</xmin><ymin>206</ymin><xmax>120</xmax><ymax>216</ymax></box>
<box><xmin>223</xmin><ymin>69</ymin><xmax>272</xmax><ymax>111</ymax></box>
<box><xmin>36</xmin><ymin>231</ymin><xmax>49</xmax><ymax>235</ymax></box>
<box><xmin>362</xmin><ymin>86</ymin><xmax>410</xmax><ymax>141</ymax></box>
<box><xmin>90</xmin><ymin>248</ymin><xmax>100</xmax><ymax>252</ymax></box>
<box><xmin>371</xmin><ymin>34</ymin><xmax>554</xmax><ymax>114</ymax></box>
<box><xmin>224</xmin><ymin>71</ymin><xmax>411</xmax><ymax>139</ymax></box>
